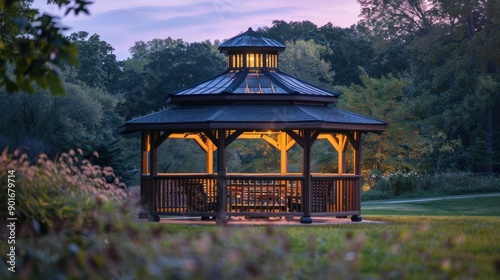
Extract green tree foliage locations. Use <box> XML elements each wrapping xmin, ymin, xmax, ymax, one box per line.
<box><xmin>0</xmin><ymin>0</ymin><xmax>91</xmax><ymax>95</ymax></box>
<box><xmin>338</xmin><ymin>69</ymin><xmax>426</xmax><ymax>173</ymax></box>
<box><xmin>259</xmin><ymin>20</ymin><xmax>378</xmax><ymax>86</ymax></box>
<box><xmin>279</xmin><ymin>39</ymin><xmax>335</xmax><ymax>88</ymax></box>
<box><xmin>66</xmin><ymin>31</ymin><xmax>123</xmax><ymax>93</ymax></box>
<box><xmin>0</xmin><ymin>82</ymin><xmax>136</xmax><ymax>182</ymax></box>
<box><xmin>0</xmin><ymin>83</ymin><xmax>108</xmax><ymax>152</ymax></box>
<box><xmin>359</xmin><ymin>0</ymin><xmax>500</xmax><ymax>173</ymax></box>
<box><xmin>358</xmin><ymin>0</ymin><xmax>436</xmax><ymax>39</ymax></box>
<box><xmin>120</xmin><ymin>39</ymin><xmax>225</xmax><ymax>119</ymax></box>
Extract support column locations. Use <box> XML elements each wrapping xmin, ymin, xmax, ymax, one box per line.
<box><xmin>139</xmin><ymin>132</ymin><xmax>150</xmax><ymax>219</ymax></box>
<box><xmin>353</xmin><ymin>132</ymin><xmax>362</xmax><ymax>176</ymax></box>
<box><xmin>148</xmin><ymin>131</ymin><xmax>160</xmax><ymax>222</ymax></box>
<box><xmin>206</xmin><ymin>138</ymin><xmax>214</xmax><ymax>174</ymax></box>
<box><xmin>141</xmin><ymin>132</ymin><xmax>149</xmax><ymax>174</ymax></box>
<box><xmin>351</xmin><ymin>131</ymin><xmax>363</xmax><ymax>222</ymax></box>
<box><xmin>337</xmin><ymin>134</ymin><xmax>347</xmax><ymax>218</ymax></box>
<box><xmin>337</xmin><ymin>134</ymin><xmax>348</xmax><ymax>174</ymax></box>
<box><xmin>300</xmin><ymin>130</ymin><xmax>313</xmax><ymax>224</ymax></box>
<box><xmin>279</xmin><ymin>132</ymin><xmax>287</xmax><ymax>175</ymax></box>
<box><xmin>216</xmin><ymin>129</ymin><xmax>228</xmax><ymax>225</ymax></box>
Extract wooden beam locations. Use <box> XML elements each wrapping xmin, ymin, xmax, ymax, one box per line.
<box><xmin>344</xmin><ymin>131</ymin><xmax>360</xmax><ymax>151</ymax></box>
<box><xmin>204</xmin><ymin>130</ymin><xmax>218</xmax><ymax>146</ymax></box>
<box><xmin>285</xmin><ymin>137</ymin><xmax>296</xmax><ymax>151</ymax></box>
<box><xmin>319</xmin><ymin>134</ymin><xmax>340</xmax><ymax>151</ymax></box>
<box><xmin>225</xmin><ymin>130</ymin><xmax>244</xmax><ymax>148</ymax></box>
<box><xmin>311</xmin><ymin>130</ymin><xmax>320</xmax><ymax>144</ymax></box>
<box><xmin>192</xmin><ymin>135</ymin><xmax>208</xmax><ymax>152</ymax></box>
<box><xmin>154</xmin><ymin>131</ymin><xmax>171</xmax><ymax>149</ymax></box>
<box><xmin>262</xmin><ymin>135</ymin><xmax>280</xmax><ymax>150</ymax></box>
<box><xmin>285</xmin><ymin>130</ymin><xmax>304</xmax><ymax>148</ymax></box>
<box><xmin>165</xmin><ymin>133</ymin><xmax>209</xmax><ymax>152</ymax></box>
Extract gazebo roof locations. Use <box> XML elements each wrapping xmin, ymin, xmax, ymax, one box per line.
<box><xmin>121</xmin><ymin>28</ymin><xmax>388</xmax><ymax>134</ymax></box>
<box><xmin>219</xmin><ymin>27</ymin><xmax>286</xmax><ymax>52</ymax></box>
<box><xmin>169</xmin><ymin>69</ymin><xmax>340</xmax><ymax>105</ymax></box>
<box><xmin>122</xmin><ymin>104</ymin><xmax>387</xmax><ymax>132</ymax></box>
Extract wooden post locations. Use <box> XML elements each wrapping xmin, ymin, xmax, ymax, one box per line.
<box><xmin>216</xmin><ymin>129</ymin><xmax>228</xmax><ymax>225</ymax></box>
<box><xmin>280</xmin><ymin>132</ymin><xmax>287</xmax><ymax>175</ymax></box>
<box><xmin>353</xmin><ymin>132</ymin><xmax>362</xmax><ymax>176</ymax></box>
<box><xmin>338</xmin><ymin>134</ymin><xmax>347</xmax><ymax>174</ymax></box>
<box><xmin>337</xmin><ymin>134</ymin><xmax>347</xmax><ymax>216</ymax></box>
<box><xmin>206</xmin><ymin>138</ymin><xmax>214</xmax><ymax>174</ymax></box>
<box><xmin>300</xmin><ymin>129</ymin><xmax>313</xmax><ymax>224</ymax></box>
<box><xmin>351</xmin><ymin>131</ymin><xmax>363</xmax><ymax>222</ymax></box>
<box><xmin>148</xmin><ymin>131</ymin><xmax>160</xmax><ymax>222</ymax></box>
<box><xmin>141</xmin><ymin>132</ymin><xmax>149</xmax><ymax>174</ymax></box>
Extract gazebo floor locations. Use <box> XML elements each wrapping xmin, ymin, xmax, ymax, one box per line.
<box><xmin>135</xmin><ymin>216</ymin><xmax>384</xmax><ymax>226</ymax></box>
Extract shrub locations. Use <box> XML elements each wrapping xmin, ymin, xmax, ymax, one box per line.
<box><xmin>363</xmin><ymin>172</ymin><xmax>500</xmax><ymax>200</ymax></box>
<box><xmin>0</xmin><ymin>149</ymin><xmax>129</xmax><ymax>234</ymax></box>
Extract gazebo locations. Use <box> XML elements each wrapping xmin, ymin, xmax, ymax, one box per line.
<box><xmin>121</xmin><ymin>28</ymin><xmax>387</xmax><ymax>224</ymax></box>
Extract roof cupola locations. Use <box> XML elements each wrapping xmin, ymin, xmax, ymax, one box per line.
<box><xmin>219</xmin><ymin>27</ymin><xmax>285</xmax><ymax>70</ymax></box>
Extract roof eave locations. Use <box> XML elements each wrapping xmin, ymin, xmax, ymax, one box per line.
<box><xmin>168</xmin><ymin>94</ymin><xmax>338</xmax><ymax>105</ymax></box>
<box><xmin>120</xmin><ymin>121</ymin><xmax>387</xmax><ymax>134</ymax></box>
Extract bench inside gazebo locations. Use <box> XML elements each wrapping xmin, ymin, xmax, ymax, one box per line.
<box><xmin>121</xmin><ymin>28</ymin><xmax>387</xmax><ymax>224</ymax></box>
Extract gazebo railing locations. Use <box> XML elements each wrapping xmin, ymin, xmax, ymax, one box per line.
<box><xmin>226</xmin><ymin>174</ymin><xmax>304</xmax><ymax>216</ymax></box>
<box><xmin>141</xmin><ymin>174</ymin><xmax>218</xmax><ymax>216</ymax></box>
<box><xmin>141</xmin><ymin>174</ymin><xmax>360</xmax><ymax>217</ymax></box>
<box><xmin>311</xmin><ymin>175</ymin><xmax>360</xmax><ymax>216</ymax></box>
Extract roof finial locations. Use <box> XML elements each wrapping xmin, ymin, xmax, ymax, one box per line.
<box><xmin>248</xmin><ymin>27</ymin><xmax>253</xmax><ymax>31</ymax></box>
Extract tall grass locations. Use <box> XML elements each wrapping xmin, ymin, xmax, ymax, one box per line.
<box><xmin>362</xmin><ymin>172</ymin><xmax>500</xmax><ymax>200</ymax></box>
<box><xmin>0</xmin><ymin>149</ymin><xmax>129</xmax><ymax>233</ymax></box>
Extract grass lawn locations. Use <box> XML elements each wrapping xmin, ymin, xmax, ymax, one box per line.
<box><xmin>361</xmin><ymin>194</ymin><xmax>500</xmax><ymax>216</ymax></box>
<box><xmin>149</xmin><ymin>195</ymin><xmax>500</xmax><ymax>279</ymax></box>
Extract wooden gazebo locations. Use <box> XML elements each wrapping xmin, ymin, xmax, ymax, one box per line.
<box><xmin>121</xmin><ymin>28</ymin><xmax>387</xmax><ymax>223</ymax></box>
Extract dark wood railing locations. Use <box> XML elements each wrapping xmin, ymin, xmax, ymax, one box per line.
<box><xmin>226</xmin><ymin>175</ymin><xmax>303</xmax><ymax>216</ymax></box>
<box><xmin>311</xmin><ymin>175</ymin><xmax>360</xmax><ymax>215</ymax></box>
<box><xmin>140</xmin><ymin>173</ymin><xmax>360</xmax><ymax>217</ymax></box>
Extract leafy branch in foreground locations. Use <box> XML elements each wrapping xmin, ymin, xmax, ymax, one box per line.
<box><xmin>0</xmin><ymin>0</ymin><xmax>91</xmax><ymax>95</ymax></box>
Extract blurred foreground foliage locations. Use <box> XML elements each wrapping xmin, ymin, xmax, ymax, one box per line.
<box><xmin>0</xmin><ymin>150</ymin><xmax>499</xmax><ymax>279</ymax></box>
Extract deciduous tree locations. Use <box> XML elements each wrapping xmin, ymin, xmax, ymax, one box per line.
<box><xmin>0</xmin><ymin>0</ymin><xmax>91</xmax><ymax>95</ymax></box>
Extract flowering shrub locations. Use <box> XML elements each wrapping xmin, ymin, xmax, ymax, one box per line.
<box><xmin>0</xmin><ymin>149</ymin><xmax>129</xmax><ymax>233</ymax></box>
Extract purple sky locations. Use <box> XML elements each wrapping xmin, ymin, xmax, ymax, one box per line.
<box><xmin>34</xmin><ymin>0</ymin><xmax>361</xmax><ymax>60</ymax></box>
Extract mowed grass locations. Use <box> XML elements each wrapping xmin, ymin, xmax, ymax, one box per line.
<box><xmin>362</xmin><ymin>194</ymin><xmax>500</xmax><ymax>216</ymax></box>
<box><xmin>286</xmin><ymin>216</ymin><xmax>500</xmax><ymax>279</ymax></box>
<box><xmin>151</xmin><ymin>196</ymin><xmax>500</xmax><ymax>279</ymax></box>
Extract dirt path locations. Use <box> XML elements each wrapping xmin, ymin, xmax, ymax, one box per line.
<box><xmin>361</xmin><ymin>192</ymin><xmax>500</xmax><ymax>205</ymax></box>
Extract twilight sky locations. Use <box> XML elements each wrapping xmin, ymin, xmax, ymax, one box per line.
<box><xmin>34</xmin><ymin>0</ymin><xmax>362</xmax><ymax>60</ymax></box>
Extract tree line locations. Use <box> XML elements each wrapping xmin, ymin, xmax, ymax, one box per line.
<box><xmin>1</xmin><ymin>1</ymin><xmax>498</xmax><ymax>185</ymax></box>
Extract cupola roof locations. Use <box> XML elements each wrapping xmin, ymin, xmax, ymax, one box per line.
<box><xmin>219</xmin><ymin>27</ymin><xmax>286</xmax><ymax>53</ymax></box>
